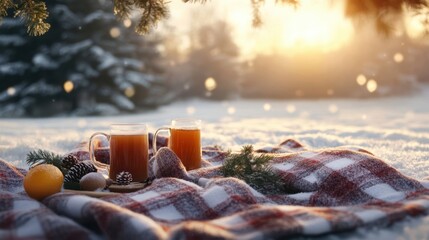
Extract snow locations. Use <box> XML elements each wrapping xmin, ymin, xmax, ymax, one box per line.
<box><xmin>0</xmin><ymin>62</ymin><xmax>29</xmax><ymax>75</ymax></box>
<box><xmin>1</xmin><ymin>85</ymin><xmax>429</xmax><ymax>239</ymax></box>
<box><xmin>0</xmin><ymin>35</ymin><xmax>26</xmax><ymax>46</ymax></box>
<box><xmin>32</xmin><ymin>53</ymin><xmax>59</xmax><ymax>69</ymax></box>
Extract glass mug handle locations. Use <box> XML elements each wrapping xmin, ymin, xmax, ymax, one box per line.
<box><xmin>89</xmin><ymin>132</ymin><xmax>110</xmax><ymax>171</ymax></box>
<box><xmin>153</xmin><ymin>127</ymin><xmax>169</xmax><ymax>154</ymax></box>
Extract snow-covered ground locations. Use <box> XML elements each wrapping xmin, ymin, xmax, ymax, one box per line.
<box><xmin>1</xmin><ymin>86</ymin><xmax>429</xmax><ymax>239</ymax></box>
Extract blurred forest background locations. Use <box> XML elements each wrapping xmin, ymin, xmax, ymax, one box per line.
<box><xmin>1</xmin><ymin>0</ymin><xmax>429</xmax><ymax>117</ymax></box>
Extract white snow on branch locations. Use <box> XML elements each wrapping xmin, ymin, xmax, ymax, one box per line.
<box><xmin>0</xmin><ymin>35</ymin><xmax>26</xmax><ymax>47</ymax></box>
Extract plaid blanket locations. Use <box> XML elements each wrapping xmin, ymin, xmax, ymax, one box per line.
<box><xmin>1</xmin><ymin>137</ymin><xmax>429</xmax><ymax>239</ymax></box>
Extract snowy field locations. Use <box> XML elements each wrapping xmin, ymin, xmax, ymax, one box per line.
<box><xmin>1</xmin><ymin>85</ymin><xmax>429</xmax><ymax>239</ymax></box>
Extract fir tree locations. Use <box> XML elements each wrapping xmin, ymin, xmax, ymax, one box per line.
<box><xmin>0</xmin><ymin>0</ymin><xmax>167</xmax><ymax>117</ymax></box>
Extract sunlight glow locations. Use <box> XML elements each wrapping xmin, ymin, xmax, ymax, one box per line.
<box><xmin>366</xmin><ymin>80</ymin><xmax>378</xmax><ymax>93</ymax></box>
<box><xmin>394</xmin><ymin>53</ymin><xmax>404</xmax><ymax>63</ymax></box>
<box><xmin>63</xmin><ymin>81</ymin><xmax>74</xmax><ymax>93</ymax></box>
<box><xmin>167</xmin><ymin>0</ymin><xmax>354</xmax><ymax>57</ymax></box>
<box><xmin>205</xmin><ymin>77</ymin><xmax>217</xmax><ymax>91</ymax></box>
<box><xmin>405</xmin><ymin>11</ymin><xmax>428</xmax><ymax>39</ymax></box>
<box><xmin>7</xmin><ymin>87</ymin><xmax>16</xmax><ymax>96</ymax></box>
<box><xmin>356</xmin><ymin>74</ymin><xmax>367</xmax><ymax>86</ymax></box>
<box><xmin>279</xmin><ymin>1</ymin><xmax>353</xmax><ymax>53</ymax></box>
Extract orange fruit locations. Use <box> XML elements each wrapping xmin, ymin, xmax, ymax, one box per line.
<box><xmin>23</xmin><ymin>164</ymin><xmax>64</xmax><ymax>200</ymax></box>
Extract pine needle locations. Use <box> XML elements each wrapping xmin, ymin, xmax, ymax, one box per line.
<box><xmin>14</xmin><ymin>0</ymin><xmax>50</xmax><ymax>36</ymax></box>
<box><xmin>26</xmin><ymin>149</ymin><xmax>65</xmax><ymax>173</ymax></box>
<box><xmin>221</xmin><ymin>145</ymin><xmax>285</xmax><ymax>194</ymax></box>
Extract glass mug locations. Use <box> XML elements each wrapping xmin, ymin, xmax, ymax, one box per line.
<box><xmin>89</xmin><ymin>124</ymin><xmax>149</xmax><ymax>182</ymax></box>
<box><xmin>153</xmin><ymin>119</ymin><xmax>202</xmax><ymax>170</ymax></box>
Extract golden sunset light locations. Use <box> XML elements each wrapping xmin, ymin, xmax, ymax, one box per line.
<box><xmin>168</xmin><ymin>0</ymin><xmax>354</xmax><ymax>57</ymax></box>
<box><xmin>279</xmin><ymin>1</ymin><xmax>353</xmax><ymax>53</ymax></box>
<box><xmin>1</xmin><ymin>1</ymin><xmax>429</xmax><ymax>239</ymax></box>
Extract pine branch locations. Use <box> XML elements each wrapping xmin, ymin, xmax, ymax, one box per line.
<box><xmin>113</xmin><ymin>0</ymin><xmax>133</xmax><ymax>19</ymax></box>
<box><xmin>135</xmin><ymin>0</ymin><xmax>169</xmax><ymax>35</ymax></box>
<box><xmin>221</xmin><ymin>145</ymin><xmax>285</xmax><ymax>194</ymax></box>
<box><xmin>0</xmin><ymin>0</ymin><xmax>16</xmax><ymax>18</ymax></box>
<box><xmin>15</xmin><ymin>0</ymin><xmax>50</xmax><ymax>36</ymax></box>
<box><xmin>251</xmin><ymin>0</ymin><xmax>263</xmax><ymax>27</ymax></box>
<box><xmin>26</xmin><ymin>149</ymin><xmax>65</xmax><ymax>173</ymax></box>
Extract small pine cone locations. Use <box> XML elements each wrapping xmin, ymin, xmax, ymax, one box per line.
<box><xmin>62</xmin><ymin>154</ymin><xmax>79</xmax><ymax>170</ymax></box>
<box><xmin>116</xmin><ymin>171</ymin><xmax>133</xmax><ymax>185</ymax></box>
<box><xmin>64</xmin><ymin>162</ymin><xmax>97</xmax><ymax>183</ymax></box>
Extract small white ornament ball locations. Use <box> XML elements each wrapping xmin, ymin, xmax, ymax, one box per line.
<box><xmin>79</xmin><ymin>172</ymin><xmax>106</xmax><ymax>191</ymax></box>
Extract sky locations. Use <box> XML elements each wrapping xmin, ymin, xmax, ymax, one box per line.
<box><xmin>164</xmin><ymin>0</ymin><xmax>351</xmax><ymax>57</ymax></box>
<box><xmin>165</xmin><ymin>0</ymin><xmax>427</xmax><ymax>59</ymax></box>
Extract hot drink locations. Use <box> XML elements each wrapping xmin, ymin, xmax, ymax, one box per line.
<box><xmin>110</xmin><ymin>134</ymin><xmax>148</xmax><ymax>182</ymax></box>
<box><xmin>169</xmin><ymin>128</ymin><xmax>201</xmax><ymax>170</ymax></box>
<box><xmin>153</xmin><ymin>119</ymin><xmax>202</xmax><ymax>170</ymax></box>
<box><xmin>89</xmin><ymin>124</ymin><xmax>148</xmax><ymax>183</ymax></box>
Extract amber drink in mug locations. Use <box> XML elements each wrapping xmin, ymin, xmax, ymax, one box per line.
<box><xmin>153</xmin><ymin>119</ymin><xmax>201</xmax><ymax>170</ymax></box>
<box><xmin>89</xmin><ymin>124</ymin><xmax>149</xmax><ymax>182</ymax></box>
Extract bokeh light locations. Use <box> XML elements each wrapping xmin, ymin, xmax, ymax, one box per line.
<box><xmin>205</xmin><ymin>77</ymin><xmax>217</xmax><ymax>92</ymax></box>
<box><xmin>227</xmin><ymin>106</ymin><xmax>236</xmax><ymax>115</ymax></box>
<box><xmin>328</xmin><ymin>104</ymin><xmax>338</xmax><ymax>113</ymax></box>
<box><xmin>393</xmin><ymin>53</ymin><xmax>404</xmax><ymax>63</ymax></box>
<box><xmin>263</xmin><ymin>103</ymin><xmax>271</xmax><ymax>111</ymax></box>
<box><xmin>123</xmin><ymin>19</ymin><xmax>132</xmax><ymax>28</ymax></box>
<box><xmin>186</xmin><ymin>106</ymin><xmax>196</xmax><ymax>115</ymax></box>
<box><xmin>366</xmin><ymin>79</ymin><xmax>378</xmax><ymax>93</ymax></box>
<box><xmin>286</xmin><ymin>104</ymin><xmax>296</xmax><ymax>113</ymax></box>
<box><xmin>7</xmin><ymin>87</ymin><xmax>16</xmax><ymax>96</ymax></box>
<box><xmin>63</xmin><ymin>81</ymin><xmax>74</xmax><ymax>93</ymax></box>
<box><xmin>183</xmin><ymin>83</ymin><xmax>190</xmax><ymax>90</ymax></box>
<box><xmin>124</xmin><ymin>87</ymin><xmax>135</xmax><ymax>98</ymax></box>
<box><xmin>110</xmin><ymin>27</ymin><xmax>121</xmax><ymax>38</ymax></box>
<box><xmin>356</xmin><ymin>74</ymin><xmax>367</xmax><ymax>86</ymax></box>
<box><xmin>295</xmin><ymin>90</ymin><xmax>303</xmax><ymax>97</ymax></box>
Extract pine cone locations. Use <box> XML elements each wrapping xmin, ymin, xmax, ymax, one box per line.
<box><xmin>64</xmin><ymin>162</ymin><xmax>97</xmax><ymax>183</ymax></box>
<box><xmin>62</xmin><ymin>154</ymin><xmax>78</xmax><ymax>170</ymax></box>
<box><xmin>116</xmin><ymin>171</ymin><xmax>133</xmax><ymax>185</ymax></box>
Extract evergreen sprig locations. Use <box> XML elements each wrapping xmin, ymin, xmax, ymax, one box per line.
<box><xmin>0</xmin><ymin>0</ymin><xmax>15</xmax><ymax>18</ymax></box>
<box><xmin>113</xmin><ymin>0</ymin><xmax>133</xmax><ymax>19</ymax></box>
<box><xmin>135</xmin><ymin>0</ymin><xmax>168</xmax><ymax>35</ymax></box>
<box><xmin>14</xmin><ymin>0</ymin><xmax>50</xmax><ymax>36</ymax></box>
<box><xmin>221</xmin><ymin>145</ymin><xmax>285</xmax><ymax>194</ymax></box>
<box><xmin>26</xmin><ymin>149</ymin><xmax>65</xmax><ymax>173</ymax></box>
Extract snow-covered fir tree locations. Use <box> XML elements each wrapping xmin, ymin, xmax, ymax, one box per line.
<box><xmin>0</xmin><ymin>0</ymin><xmax>167</xmax><ymax>117</ymax></box>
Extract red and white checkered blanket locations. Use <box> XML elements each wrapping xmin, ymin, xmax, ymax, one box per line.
<box><xmin>1</xmin><ymin>138</ymin><xmax>429</xmax><ymax>239</ymax></box>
